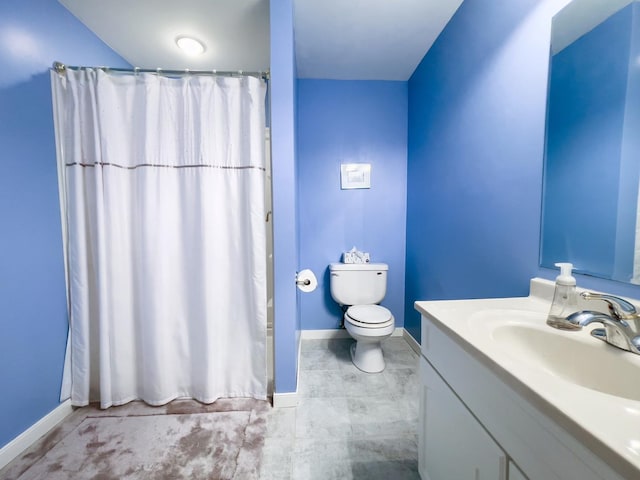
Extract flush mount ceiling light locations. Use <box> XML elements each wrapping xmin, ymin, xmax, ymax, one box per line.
<box><xmin>175</xmin><ymin>36</ymin><xmax>206</xmax><ymax>56</ymax></box>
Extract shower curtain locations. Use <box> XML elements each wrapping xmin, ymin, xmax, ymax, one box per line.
<box><xmin>51</xmin><ymin>68</ymin><xmax>267</xmax><ymax>408</ymax></box>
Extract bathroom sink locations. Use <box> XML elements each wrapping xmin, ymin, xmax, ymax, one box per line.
<box><xmin>469</xmin><ymin>310</ymin><xmax>640</xmax><ymax>401</ymax></box>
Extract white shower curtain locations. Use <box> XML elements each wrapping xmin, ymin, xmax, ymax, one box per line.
<box><xmin>51</xmin><ymin>68</ymin><xmax>267</xmax><ymax>408</ymax></box>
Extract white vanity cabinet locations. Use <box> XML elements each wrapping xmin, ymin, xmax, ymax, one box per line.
<box><xmin>418</xmin><ymin>310</ymin><xmax>628</xmax><ymax>480</ymax></box>
<box><xmin>419</xmin><ymin>356</ymin><xmax>507</xmax><ymax>480</ymax></box>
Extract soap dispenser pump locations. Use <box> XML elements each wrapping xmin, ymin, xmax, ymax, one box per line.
<box><xmin>547</xmin><ymin>262</ymin><xmax>580</xmax><ymax>330</ymax></box>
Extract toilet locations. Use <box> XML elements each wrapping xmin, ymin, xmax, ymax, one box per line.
<box><xmin>329</xmin><ymin>262</ymin><xmax>395</xmax><ymax>373</ymax></box>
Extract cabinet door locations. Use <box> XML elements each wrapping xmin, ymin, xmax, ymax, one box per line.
<box><xmin>419</xmin><ymin>357</ymin><xmax>506</xmax><ymax>480</ymax></box>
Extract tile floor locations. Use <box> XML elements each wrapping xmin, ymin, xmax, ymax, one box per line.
<box><xmin>1</xmin><ymin>336</ymin><xmax>419</xmax><ymax>480</ymax></box>
<box><xmin>260</xmin><ymin>336</ymin><xmax>421</xmax><ymax>480</ymax></box>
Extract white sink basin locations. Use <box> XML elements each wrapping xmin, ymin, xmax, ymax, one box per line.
<box><xmin>469</xmin><ymin>309</ymin><xmax>640</xmax><ymax>401</ymax></box>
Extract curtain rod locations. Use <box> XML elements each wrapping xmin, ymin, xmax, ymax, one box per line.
<box><xmin>52</xmin><ymin>62</ymin><xmax>269</xmax><ymax>81</ymax></box>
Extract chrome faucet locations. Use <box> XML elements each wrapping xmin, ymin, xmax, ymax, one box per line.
<box><xmin>565</xmin><ymin>292</ymin><xmax>640</xmax><ymax>355</ymax></box>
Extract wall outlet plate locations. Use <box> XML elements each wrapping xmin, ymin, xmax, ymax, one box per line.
<box><xmin>340</xmin><ymin>163</ymin><xmax>371</xmax><ymax>189</ymax></box>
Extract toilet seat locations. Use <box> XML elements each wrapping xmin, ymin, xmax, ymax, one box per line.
<box><xmin>345</xmin><ymin>305</ymin><xmax>394</xmax><ymax>329</ymax></box>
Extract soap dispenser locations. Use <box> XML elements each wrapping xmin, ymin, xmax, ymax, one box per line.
<box><xmin>547</xmin><ymin>262</ymin><xmax>580</xmax><ymax>330</ymax></box>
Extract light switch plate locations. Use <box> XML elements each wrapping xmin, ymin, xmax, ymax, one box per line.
<box><xmin>340</xmin><ymin>163</ymin><xmax>371</xmax><ymax>189</ymax></box>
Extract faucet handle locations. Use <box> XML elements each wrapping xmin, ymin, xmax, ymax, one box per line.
<box><xmin>581</xmin><ymin>292</ymin><xmax>637</xmax><ymax>320</ymax></box>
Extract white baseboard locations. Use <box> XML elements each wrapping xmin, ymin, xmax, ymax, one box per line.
<box><xmin>0</xmin><ymin>399</ymin><xmax>73</xmax><ymax>470</ymax></box>
<box><xmin>300</xmin><ymin>329</ymin><xmax>350</xmax><ymax>339</ymax></box>
<box><xmin>391</xmin><ymin>327</ymin><xmax>404</xmax><ymax>337</ymax></box>
<box><xmin>403</xmin><ymin>329</ymin><xmax>421</xmax><ymax>355</ymax></box>
<box><xmin>300</xmin><ymin>327</ymin><xmax>405</xmax><ymax>340</ymax></box>
<box><xmin>273</xmin><ymin>392</ymin><xmax>298</xmax><ymax>408</ymax></box>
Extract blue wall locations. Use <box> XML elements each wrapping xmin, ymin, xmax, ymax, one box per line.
<box><xmin>270</xmin><ymin>0</ymin><xmax>300</xmax><ymax>394</ymax></box>
<box><xmin>404</xmin><ymin>0</ymin><xmax>640</xmax><ymax>342</ymax></box>
<box><xmin>405</xmin><ymin>0</ymin><xmax>551</xmax><ymax>340</ymax></box>
<box><xmin>297</xmin><ymin>80</ymin><xmax>407</xmax><ymax>330</ymax></box>
<box><xmin>542</xmin><ymin>5</ymin><xmax>632</xmax><ymax>280</ymax></box>
<box><xmin>0</xmin><ymin>0</ymin><xmax>129</xmax><ymax>449</ymax></box>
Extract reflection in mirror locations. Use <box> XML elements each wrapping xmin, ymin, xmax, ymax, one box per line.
<box><xmin>540</xmin><ymin>0</ymin><xmax>640</xmax><ymax>284</ymax></box>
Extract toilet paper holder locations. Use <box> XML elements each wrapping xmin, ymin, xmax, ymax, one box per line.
<box><xmin>295</xmin><ymin>269</ymin><xmax>318</xmax><ymax>293</ymax></box>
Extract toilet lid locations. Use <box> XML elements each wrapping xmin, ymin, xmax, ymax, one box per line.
<box><xmin>346</xmin><ymin>305</ymin><xmax>392</xmax><ymax>325</ymax></box>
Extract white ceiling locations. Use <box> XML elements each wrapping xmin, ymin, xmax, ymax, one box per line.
<box><xmin>551</xmin><ymin>0</ymin><xmax>632</xmax><ymax>54</ymax></box>
<box><xmin>295</xmin><ymin>0</ymin><xmax>463</xmax><ymax>80</ymax></box>
<box><xmin>59</xmin><ymin>0</ymin><xmax>463</xmax><ymax>80</ymax></box>
<box><xmin>59</xmin><ymin>0</ymin><xmax>270</xmax><ymax>72</ymax></box>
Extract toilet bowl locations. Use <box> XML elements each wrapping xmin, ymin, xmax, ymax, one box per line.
<box><xmin>329</xmin><ymin>262</ymin><xmax>395</xmax><ymax>373</ymax></box>
<box><xmin>344</xmin><ymin>304</ymin><xmax>395</xmax><ymax>373</ymax></box>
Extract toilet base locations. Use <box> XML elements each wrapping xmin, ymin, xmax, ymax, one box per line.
<box><xmin>350</xmin><ymin>342</ymin><xmax>385</xmax><ymax>373</ymax></box>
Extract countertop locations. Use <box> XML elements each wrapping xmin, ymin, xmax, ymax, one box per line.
<box><xmin>415</xmin><ymin>278</ymin><xmax>640</xmax><ymax>480</ymax></box>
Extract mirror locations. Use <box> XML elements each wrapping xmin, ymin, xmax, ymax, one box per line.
<box><xmin>540</xmin><ymin>0</ymin><xmax>640</xmax><ymax>284</ymax></box>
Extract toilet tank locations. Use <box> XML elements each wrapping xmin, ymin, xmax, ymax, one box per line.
<box><xmin>329</xmin><ymin>263</ymin><xmax>388</xmax><ymax>306</ymax></box>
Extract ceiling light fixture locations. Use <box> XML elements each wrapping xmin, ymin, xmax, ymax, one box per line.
<box><xmin>175</xmin><ymin>36</ymin><xmax>206</xmax><ymax>56</ymax></box>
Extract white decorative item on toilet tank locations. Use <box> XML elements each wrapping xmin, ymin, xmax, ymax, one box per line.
<box><xmin>329</xmin><ymin>262</ymin><xmax>395</xmax><ymax>373</ymax></box>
